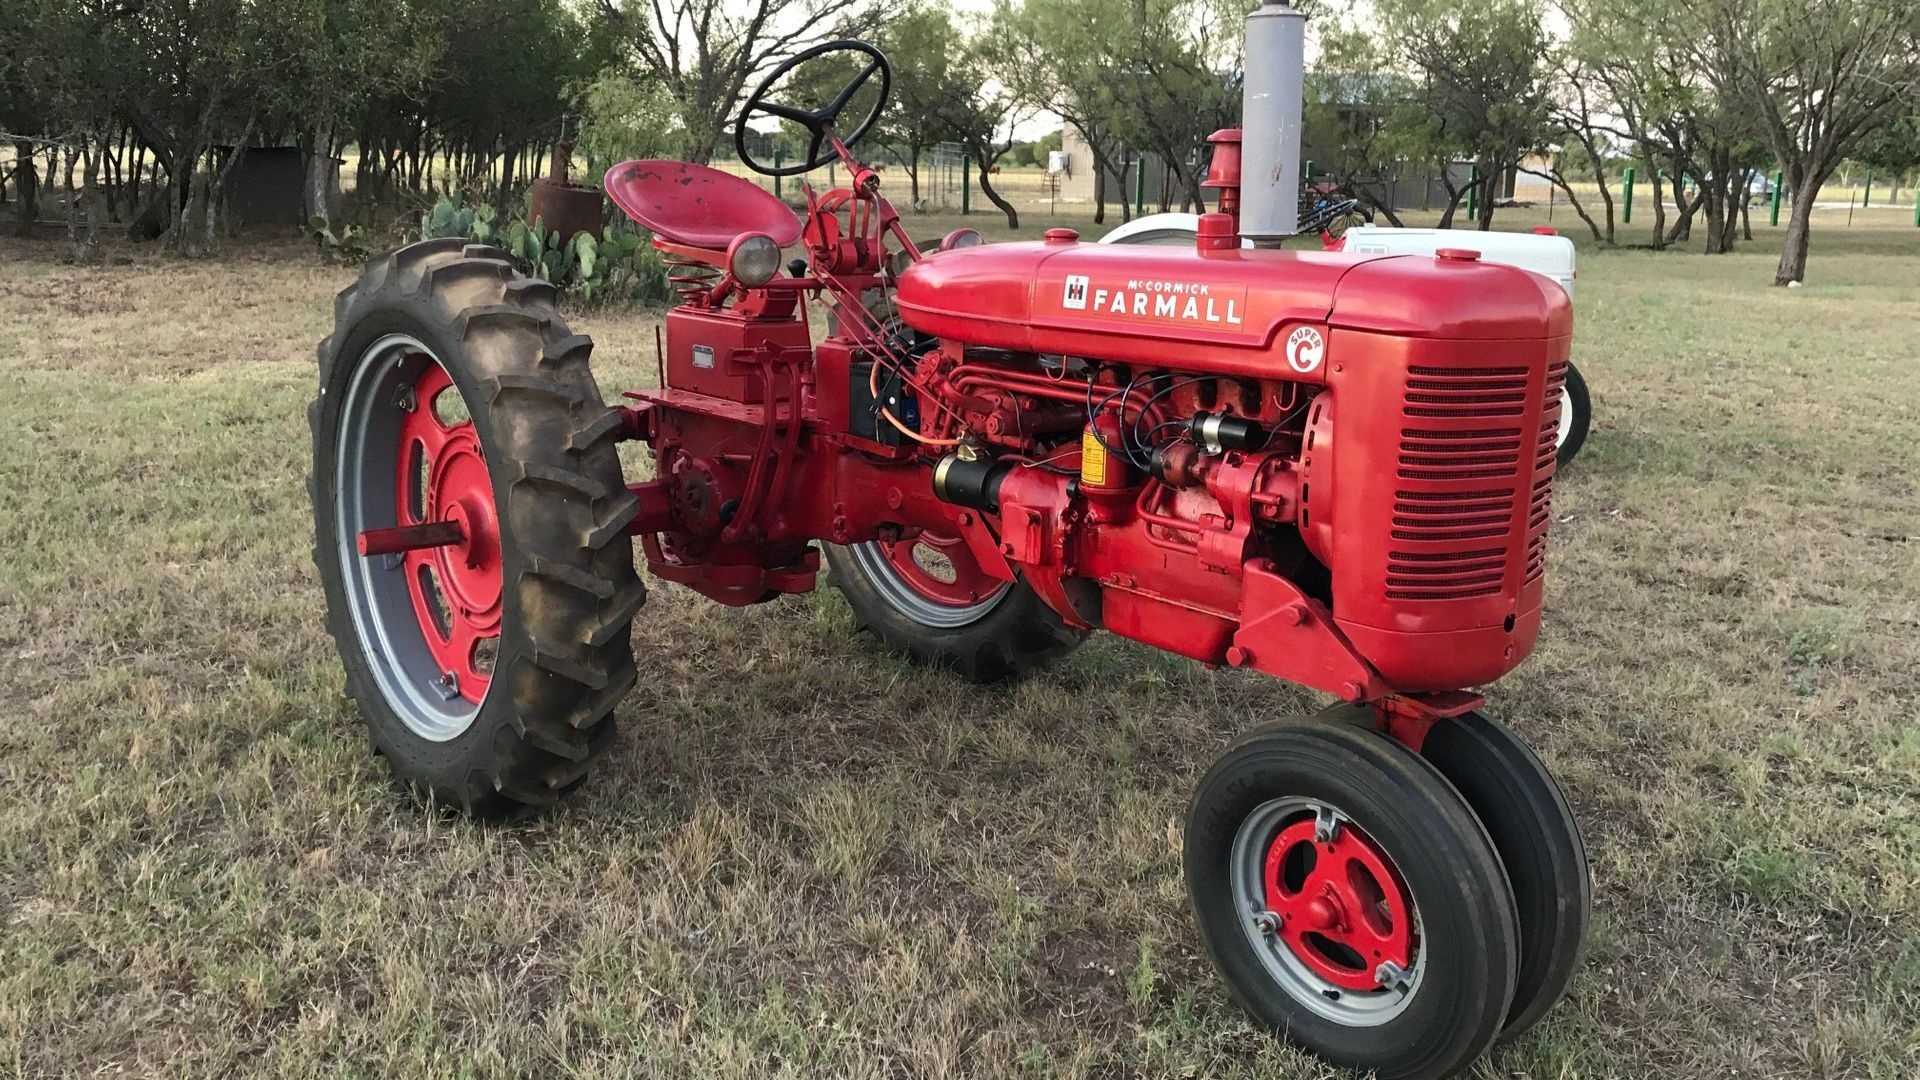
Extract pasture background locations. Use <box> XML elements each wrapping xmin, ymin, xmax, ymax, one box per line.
<box><xmin>1</xmin><ymin>205</ymin><xmax>1917</xmax><ymax>1077</ymax></box>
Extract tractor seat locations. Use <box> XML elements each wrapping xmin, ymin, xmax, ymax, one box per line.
<box><xmin>604</xmin><ymin>159</ymin><xmax>803</xmax><ymax>250</ymax></box>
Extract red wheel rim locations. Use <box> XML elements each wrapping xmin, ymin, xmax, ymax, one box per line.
<box><xmin>872</xmin><ymin>531</ymin><xmax>1001</xmax><ymax>608</ymax></box>
<box><xmin>1262</xmin><ymin>812</ymin><xmax>1417</xmax><ymax>992</ymax></box>
<box><xmin>396</xmin><ymin>362</ymin><xmax>500</xmax><ymax>704</ymax></box>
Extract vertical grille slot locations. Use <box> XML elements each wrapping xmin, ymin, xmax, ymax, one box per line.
<box><xmin>1389</xmin><ymin>363</ymin><xmax>1553</xmax><ymax>602</ymax></box>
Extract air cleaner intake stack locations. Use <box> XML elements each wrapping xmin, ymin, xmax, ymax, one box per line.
<box><xmin>1239</xmin><ymin>0</ymin><xmax>1307</xmax><ymax>246</ymax></box>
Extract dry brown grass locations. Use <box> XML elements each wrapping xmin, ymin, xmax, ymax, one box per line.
<box><xmin>2</xmin><ymin>208</ymin><xmax>1917</xmax><ymax>1078</ymax></box>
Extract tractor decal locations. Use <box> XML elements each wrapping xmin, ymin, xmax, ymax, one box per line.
<box><xmin>1045</xmin><ymin>275</ymin><xmax>1248</xmax><ymax>327</ymax></box>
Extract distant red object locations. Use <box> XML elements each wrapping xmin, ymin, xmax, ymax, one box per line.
<box><xmin>529</xmin><ymin>139</ymin><xmax>605</xmax><ymax>243</ymax></box>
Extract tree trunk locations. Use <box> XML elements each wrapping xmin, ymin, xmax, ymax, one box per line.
<box><xmin>205</xmin><ymin>123</ymin><xmax>256</xmax><ymax>250</ymax></box>
<box><xmin>1775</xmin><ymin>182</ymin><xmax>1823</xmax><ymax>285</ymax></box>
<box><xmin>1093</xmin><ymin>165</ymin><xmax>1105</xmax><ymax>225</ymax></box>
<box><xmin>1436</xmin><ymin>180</ymin><xmax>1469</xmax><ymax>230</ymax></box>
<box><xmin>1173</xmin><ymin>159</ymin><xmax>1207</xmax><ymax>214</ymax></box>
<box><xmin>11</xmin><ymin>143</ymin><xmax>37</xmax><ymax>237</ymax></box>
<box><xmin>304</xmin><ymin>121</ymin><xmax>343</xmax><ymax>230</ymax></box>
<box><xmin>973</xmin><ymin>148</ymin><xmax>1018</xmax><ymax>229</ymax></box>
<box><xmin>908</xmin><ymin>146</ymin><xmax>921</xmax><ymax>205</ymax></box>
<box><xmin>1702</xmin><ymin>178</ymin><xmax>1728</xmax><ymax>255</ymax></box>
<box><xmin>68</xmin><ymin>139</ymin><xmax>101</xmax><ymax>265</ymax></box>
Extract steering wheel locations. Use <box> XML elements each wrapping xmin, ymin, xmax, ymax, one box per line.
<box><xmin>736</xmin><ymin>40</ymin><xmax>892</xmax><ymax>178</ymax></box>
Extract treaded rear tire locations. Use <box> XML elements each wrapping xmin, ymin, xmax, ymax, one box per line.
<box><xmin>310</xmin><ymin>238</ymin><xmax>643</xmax><ymax>818</ymax></box>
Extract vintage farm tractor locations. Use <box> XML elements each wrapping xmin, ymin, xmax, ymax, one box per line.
<box><xmin>309</xmin><ymin>4</ymin><xmax>1587</xmax><ymax>1076</ymax></box>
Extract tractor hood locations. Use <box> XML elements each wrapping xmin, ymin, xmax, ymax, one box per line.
<box><xmin>893</xmin><ymin>235</ymin><xmax>1572</xmax><ymax>381</ymax></box>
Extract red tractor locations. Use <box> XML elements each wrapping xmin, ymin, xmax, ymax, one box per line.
<box><xmin>310</xmin><ymin>6</ymin><xmax>1587</xmax><ymax>1077</ymax></box>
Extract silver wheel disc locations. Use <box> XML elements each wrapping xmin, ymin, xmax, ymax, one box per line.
<box><xmin>334</xmin><ymin>334</ymin><xmax>489</xmax><ymax>741</ymax></box>
<box><xmin>1229</xmin><ymin>797</ymin><xmax>1427</xmax><ymax>1026</ymax></box>
<box><xmin>845</xmin><ymin>540</ymin><xmax>1012</xmax><ymax>628</ymax></box>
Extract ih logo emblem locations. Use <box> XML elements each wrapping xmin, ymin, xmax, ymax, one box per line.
<box><xmin>1062</xmin><ymin>275</ymin><xmax>1090</xmax><ymax>310</ymax></box>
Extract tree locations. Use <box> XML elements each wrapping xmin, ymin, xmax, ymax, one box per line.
<box><xmin>1001</xmin><ymin>0</ymin><xmax>1142</xmax><ymax>224</ymax></box>
<box><xmin>1377</xmin><ymin>0</ymin><xmax>1553</xmax><ymax>230</ymax></box>
<box><xmin>1528</xmin><ymin>50</ymin><xmax>1620</xmax><ymax>244</ymax></box>
<box><xmin>867</xmin><ymin>3</ymin><xmax>961</xmax><ymax>206</ymax></box>
<box><xmin>1704</xmin><ymin>0</ymin><xmax>1920</xmax><ymax>284</ymax></box>
<box><xmin>573</xmin><ymin>71</ymin><xmax>681</xmax><ymax>183</ymax></box>
<box><xmin>1109</xmin><ymin>0</ymin><xmax>1243</xmax><ymax>216</ymax></box>
<box><xmin>1853</xmin><ymin>112</ymin><xmax>1920</xmax><ymax>202</ymax></box>
<box><xmin>264</xmin><ymin>0</ymin><xmax>442</xmax><ymax>232</ymax></box>
<box><xmin>592</xmin><ymin>0</ymin><xmax>882</xmax><ymax>164</ymax></box>
<box><xmin>934</xmin><ymin>16</ymin><xmax>1038</xmax><ymax>229</ymax></box>
<box><xmin>1302</xmin><ymin>27</ymin><xmax>1413</xmax><ymax>227</ymax></box>
<box><xmin>1557</xmin><ymin>0</ymin><xmax>1768</xmax><ymax>254</ymax></box>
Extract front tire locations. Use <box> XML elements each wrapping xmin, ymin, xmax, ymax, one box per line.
<box><xmin>1185</xmin><ymin>720</ymin><xmax>1520</xmax><ymax>1080</ymax></box>
<box><xmin>310</xmin><ymin>238</ymin><xmax>644</xmax><ymax>818</ymax></box>
<box><xmin>1420</xmin><ymin>711</ymin><xmax>1590</xmax><ymax>1040</ymax></box>
<box><xmin>1555</xmin><ymin>362</ymin><xmax>1591</xmax><ymax>468</ymax></box>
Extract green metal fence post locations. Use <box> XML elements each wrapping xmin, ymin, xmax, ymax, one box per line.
<box><xmin>1622</xmin><ymin>165</ymin><xmax>1636</xmax><ymax>224</ymax></box>
<box><xmin>773</xmin><ymin>149</ymin><xmax>783</xmax><ymax>198</ymax></box>
<box><xmin>961</xmin><ymin>157</ymin><xmax>971</xmax><ymax>216</ymax></box>
<box><xmin>1913</xmin><ymin>184</ymin><xmax>1919</xmax><ymax>228</ymax></box>
<box><xmin>1134</xmin><ymin>154</ymin><xmax>1146</xmax><ymax>216</ymax></box>
<box><xmin>1770</xmin><ymin>171</ymin><xmax>1784</xmax><ymax>227</ymax></box>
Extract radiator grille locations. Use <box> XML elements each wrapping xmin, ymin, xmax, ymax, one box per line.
<box><xmin>1388</xmin><ymin>363</ymin><xmax>1550</xmax><ymax>602</ymax></box>
<box><xmin>1524</xmin><ymin>361</ymin><xmax>1569</xmax><ymax>584</ymax></box>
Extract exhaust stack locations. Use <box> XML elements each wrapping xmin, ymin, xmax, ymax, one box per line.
<box><xmin>1238</xmin><ymin>0</ymin><xmax>1307</xmax><ymax>247</ymax></box>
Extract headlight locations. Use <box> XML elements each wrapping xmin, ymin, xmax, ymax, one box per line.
<box><xmin>940</xmin><ymin>228</ymin><xmax>984</xmax><ymax>252</ymax></box>
<box><xmin>728</xmin><ymin>232</ymin><xmax>782</xmax><ymax>286</ymax></box>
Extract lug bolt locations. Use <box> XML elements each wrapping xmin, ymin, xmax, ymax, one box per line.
<box><xmin>1253</xmin><ymin>911</ymin><xmax>1283</xmax><ymax>936</ymax></box>
<box><xmin>1375</xmin><ymin>960</ymin><xmax>1408</xmax><ymax>989</ymax></box>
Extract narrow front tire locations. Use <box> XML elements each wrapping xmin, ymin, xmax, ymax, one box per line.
<box><xmin>1185</xmin><ymin>720</ymin><xmax>1520</xmax><ymax>1080</ymax></box>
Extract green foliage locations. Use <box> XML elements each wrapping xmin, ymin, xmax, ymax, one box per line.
<box><xmin>417</xmin><ymin>192</ymin><xmax>500</xmax><ymax>244</ymax></box>
<box><xmin>573</xmin><ymin>68</ymin><xmax>680</xmax><ymax>183</ymax></box>
<box><xmin>409</xmin><ymin>193</ymin><xmax>668</xmax><ymax>306</ymax></box>
<box><xmin>306</xmin><ymin>217</ymin><xmax>379</xmax><ymax>265</ymax></box>
<box><xmin>1007</xmin><ymin>132</ymin><xmax>1064</xmax><ymax>169</ymax></box>
<box><xmin>1853</xmin><ymin>113</ymin><xmax>1920</xmax><ymax>178</ymax></box>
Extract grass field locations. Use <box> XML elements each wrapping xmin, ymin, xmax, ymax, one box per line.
<box><xmin>2</xmin><ymin>206</ymin><xmax>1917</xmax><ymax>1079</ymax></box>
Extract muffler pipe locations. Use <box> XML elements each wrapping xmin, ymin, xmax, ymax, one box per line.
<box><xmin>1239</xmin><ymin>0</ymin><xmax>1307</xmax><ymax>247</ymax></box>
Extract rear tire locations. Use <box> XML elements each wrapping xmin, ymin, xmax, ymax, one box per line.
<box><xmin>1185</xmin><ymin>720</ymin><xmax>1520</xmax><ymax>1080</ymax></box>
<box><xmin>824</xmin><ymin>540</ymin><xmax>1083</xmax><ymax>683</ymax></box>
<box><xmin>311</xmin><ymin>238</ymin><xmax>643</xmax><ymax>818</ymax></box>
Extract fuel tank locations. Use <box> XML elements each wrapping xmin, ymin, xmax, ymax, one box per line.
<box><xmin>892</xmin><ymin>233</ymin><xmax>1572</xmax><ymax>379</ymax></box>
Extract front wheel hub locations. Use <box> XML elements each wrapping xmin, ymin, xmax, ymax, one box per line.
<box><xmin>1263</xmin><ymin>811</ymin><xmax>1415</xmax><ymax>992</ymax></box>
<box><xmin>1231</xmin><ymin>797</ymin><xmax>1424</xmax><ymax>1025</ymax></box>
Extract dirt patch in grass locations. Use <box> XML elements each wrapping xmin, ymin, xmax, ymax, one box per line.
<box><xmin>2</xmin><ymin>215</ymin><xmax>1917</xmax><ymax>1077</ymax></box>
